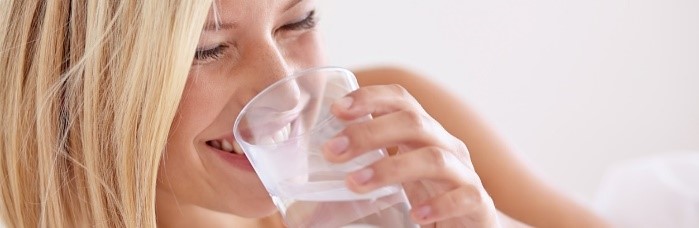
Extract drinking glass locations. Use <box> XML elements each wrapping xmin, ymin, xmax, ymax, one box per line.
<box><xmin>233</xmin><ymin>67</ymin><xmax>418</xmax><ymax>228</ymax></box>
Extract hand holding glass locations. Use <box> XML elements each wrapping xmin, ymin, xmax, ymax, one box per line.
<box><xmin>234</xmin><ymin>67</ymin><xmax>418</xmax><ymax>228</ymax></box>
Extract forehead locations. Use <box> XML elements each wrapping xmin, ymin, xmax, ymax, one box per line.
<box><xmin>206</xmin><ymin>0</ymin><xmax>301</xmax><ymax>22</ymax></box>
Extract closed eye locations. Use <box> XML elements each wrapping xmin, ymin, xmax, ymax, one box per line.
<box><xmin>193</xmin><ymin>44</ymin><xmax>229</xmax><ymax>63</ymax></box>
<box><xmin>280</xmin><ymin>10</ymin><xmax>317</xmax><ymax>31</ymax></box>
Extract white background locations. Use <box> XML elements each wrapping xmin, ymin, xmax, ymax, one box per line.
<box><xmin>318</xmin><ymin>0</ymin><xmax>699</xmax><ymax>201</ymax></box>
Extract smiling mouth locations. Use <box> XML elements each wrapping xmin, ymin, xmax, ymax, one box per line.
<box><xmin>206</xmin><ymin>138</ymin><xmax>244</xmax><ymax>155</ymax></box>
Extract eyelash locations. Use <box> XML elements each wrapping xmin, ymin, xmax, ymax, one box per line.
<box><xmin>194</xmin><ymin>44</ymin><xmax>228</xmax><ymax>61</ymax></box>
<box><xmin>193</xmin><ymin>10</ymin><xmax>318</xmax><ymax>63</ymax></box>
<box><xmin>281</xmin><ymin>10</ymin><xmax>317</xmax><ymax>31</ymax></box>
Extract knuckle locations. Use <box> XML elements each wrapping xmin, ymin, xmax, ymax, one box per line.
<box><xmin>462</xmin><ymin>184</ymin><xmax>482</xmax><ymax>202</ymax></box>
<box><xmin>424</xmin><ymin>146</ymin><xmax>448</xmax><ymax>171</ymax></box>
<box><xmin>437</xmin><ymin>188</ymin><xmax>480</xmax><ymax>216</ymax></box>
<box><xmin>455</xmin><ymin>186</ymin><xmax>484</xmax><ymax>213</ymax></box>
<box><xmin>348</xmin><ymin>87</ymin><xmax>370</xmax><ymax>102</ymax></box>
<box><xmin>446</xmin><ymin>191</ymin><xmax>468</xmax><ymax>212</ymax></box>
<box><xmin>342</xmin><ymin>124</ymin><xmax>372</xmax><ymax>151</ymax></box>
<box><xmin>363</xmin><ymin>85</ymin><xmax>384</xmax><ymax>95</ymax></box>
<box><xmin>400</xmin><ymin>110</ymin><xmax>426</xmax><ymax>132</ymax></box>
<box><xmin>386</xmin><ymin>84</ymin><xmax>409</xmax><ymax>97</ymax></box>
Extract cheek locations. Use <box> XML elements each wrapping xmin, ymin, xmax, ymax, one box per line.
<box><xmin>285</xmin><ymin>32</ymin><xmax>325</xmax><ymax>68</ymax></box>
<box><xmin>162</xmin><ymin>71</ymin><xmax>232</xmax><ymax>183</ymax></box>
<box><xmin>161</xmin><ymin>74</ymin><xmax>277</xmax><ymax>216</ymax></box>
<box><xmin>169</xmin><ymin>77</ymin><xmax>225</xmax><ymax>144</ymax></box>
<box><xmin>161</xmin><ymin>77</ymin><xmax>220</xmax><ymax>182</ymax></box>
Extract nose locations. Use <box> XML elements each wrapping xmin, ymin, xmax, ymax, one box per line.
<box><xmin>242</xmin><ymin>38</ymin><xmax>302</xmax><ymax>113</ymax></box>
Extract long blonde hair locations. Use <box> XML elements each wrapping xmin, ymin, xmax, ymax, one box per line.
<box><xmin>0</xmin><ymin>0</ymin><xmax>212</xmax><ymax>227</ymax></box>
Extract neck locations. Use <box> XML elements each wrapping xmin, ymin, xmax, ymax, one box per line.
<box><xmin>155</xmin><ymin>189</ymin><xmax>284</xmax><ymax>228</ymax></box>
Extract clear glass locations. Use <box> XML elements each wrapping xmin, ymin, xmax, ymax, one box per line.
<box><xmin>234</xmin><ymin>67</ymin><xmax>418</xmax><ymax>228</ymax></box>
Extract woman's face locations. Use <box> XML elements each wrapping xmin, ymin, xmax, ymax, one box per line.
<box><xmin>158</xmin><ymin>0</ymin><xmax>322</xmax><ymax>218</ymax></box>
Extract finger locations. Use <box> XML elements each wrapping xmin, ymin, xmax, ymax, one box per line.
<box><xmin>410</xmin><ymin>186</ymin><xmax>493</xmax><ymax>225</ymax></box>
<box><xmin>344</xmin><ymin>146</ymin><xmax>464</xmax><ymax>193</ymax></box>
<box><xmin>323</xmin><ymin>110</ymin><xmax>441</xmax><ymax>163</ymax></box>
<box><xmin>330</xmin><ymin>84</ymin><xmax>423</xmax><ymax>120</ymax></box>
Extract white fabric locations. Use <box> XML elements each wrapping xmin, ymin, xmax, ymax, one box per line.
<box><xmin>595</xmin><ymin>151</ymin><xmax>699</xmax><ymax>228</ymax></box>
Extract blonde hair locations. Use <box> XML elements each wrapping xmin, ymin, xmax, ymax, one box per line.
<box><xmin>0</xmin><ymin>0</ymin><xmax>212</xmax><ymax>227</ymax></box>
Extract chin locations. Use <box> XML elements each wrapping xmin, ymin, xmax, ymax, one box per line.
<box><xmin>215</xmin><ymin>175</ymin><xmax>279</xmax><ymax>218</ymax></box>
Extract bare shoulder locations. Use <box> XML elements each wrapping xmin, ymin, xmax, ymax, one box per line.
<box><xmin>352</xmin><ymin>66</ymin><xmax>465</xmax><ymax>130</ymax></box>
<box><xmin>354</xmin><ymin>66</ymin><xmax>434</xmax><ymax>89</ymax></box>
<box><xmin>353</xmin><ymin>66</ymin><xmax>447</xmax><ymax>108</ymax></box>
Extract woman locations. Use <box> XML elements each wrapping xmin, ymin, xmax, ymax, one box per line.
<box><xmin>0</xmin><ymin>0</ymin><xmax>607</xmax><ymax>227</ymax></box>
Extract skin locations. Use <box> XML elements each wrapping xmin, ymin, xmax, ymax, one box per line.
<box><xmin>156</xmin><ymin>0</ymin><xmax>609</xmax><ymax>227</ymax></box>
<box><xmin>355</xmin><ymin>68</ymin><xmax>609</xmax><ymax>227</ymax></box>
<box><xmin>156</xmin><ymin>0</ymin><xmax>320</xmax><ymax>226</ymax></box>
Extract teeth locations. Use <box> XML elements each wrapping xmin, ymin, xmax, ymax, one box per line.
<box><xmin>233</xmin><ymin>142</ymin><xmax>244</xmax><ymax>155</ymax></box>
<box><xmin>221</xmin><ymin>140</ymin><xmax>234</xmax><ymax>152</ymax></box>
<box><xmin>210</xmin><ymin>140</ymin><xmax>222</xmax><ymax>150</ymax></box>
<box><xmin>209</xmin><ymin>139</ymin><xmax>245</xmax><ymax>155</ymax></box>
<box><xmin>272</xmin><ymin>131</ymin><xmax>282</xmax><ymax>143</ymax></box>
<box><xmin>259</xmin><ymin>135</ymin><xmax>275</xmax><ymax>145</ymax></box>
<box><xmin>272</xmin><ymin>126</ymin><xmax>290</xmax><ymax>143</ymax></box>
<box><xmin>282</xmin><ymin>126</ymin><xmax>290</xmax><ymax>140</ymax></box>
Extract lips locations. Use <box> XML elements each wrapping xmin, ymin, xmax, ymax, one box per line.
<box><xmin>205</xmin><ymin>135</ymin><xmax>255</xmax><ymax>172</ymax></box>
<box><xmin>206</xmin><ymin>137</ymin><xmax>243</xmax><ymax>155</ymax></box>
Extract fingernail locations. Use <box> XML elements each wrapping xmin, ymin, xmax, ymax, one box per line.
<box><xmin>335</xmin><ymin>97</ymin><xmax>353</xmax><ymax>110</ymax></box>
<box><xmin>414</xmin><ymin>205</ymin><xmax>431</xmax><ymax>220</ymax></box>
<box><xmin>326</xmin><ymin>136</ymin><xmax>349</xmax><ymax>155</ymax></box>
<box><xmin>350</xmin><ymin>168</ymin><xmax>374</xmax><ymax>184</ymax></box>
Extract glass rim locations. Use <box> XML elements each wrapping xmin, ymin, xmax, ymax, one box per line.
<box><xmin>232</xmin><ymin>66</ymin><xmax>355</xmax><ymax>146</ymax></box>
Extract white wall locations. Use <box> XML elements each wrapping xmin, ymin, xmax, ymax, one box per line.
<box><xmin>318</xmin><ymin>0</ymin><xmax>699</xmax><ymax>200</ymax></box>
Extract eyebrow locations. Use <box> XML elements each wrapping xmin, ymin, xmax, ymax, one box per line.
<box><xmin>203</xmin><ymin>22</ymin><xmax>237</xmax><ymax>31</ymax></box>
<box><xmin>203</xmin><ymin>0</ymin><xmax>303</xmax><ymax>31</ymax></box>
